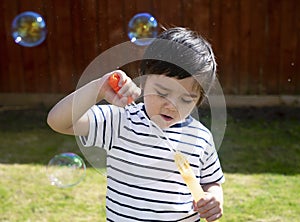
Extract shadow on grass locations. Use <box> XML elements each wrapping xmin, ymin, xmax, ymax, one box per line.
<box><xmin>0</xmin><ymin>105</ymin><xmax>299</xmax><ymax>175</ymax></box>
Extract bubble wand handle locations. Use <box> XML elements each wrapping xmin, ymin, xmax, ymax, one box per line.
<box><xmin>108</xmin><ymin>73</ymin><xmax>133</xmax><ymax>104</ymax></box>
<box><xmin>174</xmin><ymin>152</ymin><xmax>219</xmax><ymax>222</ymax></box>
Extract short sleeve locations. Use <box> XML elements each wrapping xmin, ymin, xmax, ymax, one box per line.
<box><xmin>200</xmin><ymin>132</ymin><xmax>225</xmax><ymax>185</ymax></box>
<box><xmin>78</xmin><ymin>105</ymin><xmax>119</xmax><ymax>151</ymax></box>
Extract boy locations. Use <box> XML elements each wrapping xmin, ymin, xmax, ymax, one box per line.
<box><xmin>47</xmin><ymin>27</ymin><xmax>224</xmax><ymax>221</ymax></box>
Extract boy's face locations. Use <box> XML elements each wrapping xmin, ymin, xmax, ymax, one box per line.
<box><xmin>143</xmin><ymin>75</ymin><xmax>200</xmax><ymax>129</ymax></box>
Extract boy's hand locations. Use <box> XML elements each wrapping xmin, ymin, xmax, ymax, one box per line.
<box><xmin>193</xmin><ymin>192</ymin><xmax>223</xmax><ymax>221</ymax></box>
<box><xmin>101</xmin><ymin>70</ymin><xmax>141</xmax><ymax>107</ymax></box>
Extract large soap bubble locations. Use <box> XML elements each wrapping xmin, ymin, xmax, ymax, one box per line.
<box><xmin>46</xmin><ymin>152</ymin><xmax>86</xmax><ymax>188</ymax></box>
<box><xmin>11</xmin><ymin>11</ymin><xmax>47</xmax><ymax>47</ymax></box>
<box><xmin>127</xmin><ymin>12</ymin><xmax>158</xmax><ymax>46</ymax></box>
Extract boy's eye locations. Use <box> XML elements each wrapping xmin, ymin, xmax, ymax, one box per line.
<box><xmin>155</xmin><ymin>89</ymin><xmax>168</xmax><ymax>97</ymax></box>
<box><xmin>181</xmin><ymin>98</ymin><xmax>194</xmax><ymax>104</ymax></box>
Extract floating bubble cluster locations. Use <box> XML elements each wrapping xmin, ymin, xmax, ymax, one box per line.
<box><xmin>11</xmin><ymin>11</ymin><xmax>47</xmax><ymax>47</ymax></box>
<box><xmin>127</xmin><ymin>12</ymin><xmax>158</xmax><ymax>46</ymax></box>
<box><xmin>46</xmin><ymin>152</ymin><xmax>86</xmax><ymax>188</ymax></box>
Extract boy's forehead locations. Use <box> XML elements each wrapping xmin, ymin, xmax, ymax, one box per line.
<box><xmin>145</xmin><ymin>75</ymin><xmax>200</xmax><ymax>94</ymax></box>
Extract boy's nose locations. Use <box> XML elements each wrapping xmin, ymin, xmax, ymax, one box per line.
<box><xmin>163</xmin><ymin>98</ymin><xmax>177</xmax><ymax>111</ymax></box>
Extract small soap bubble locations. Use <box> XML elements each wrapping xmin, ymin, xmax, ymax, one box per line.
<box><xmin>11</xmin><ymin>11</ymin><xmax>47</xmax><ymax>47</ymax></box>
<box><xmin>128</xmin><ymin>12</ymin><xmax>158</xmax><ymax>46</ymax></box>
<box><xmin>46</xmin><ymin>153</ymin><xmax>86</xmax><ymax>188</ymax></box>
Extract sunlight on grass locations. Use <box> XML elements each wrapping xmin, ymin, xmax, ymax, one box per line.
<box><xmin>1</xmin><ymin>164</ymin><xmax>299</xmax><ymax>221</ymax></box>
<box><xmin>223</xmin><ymin>173</ymin><xmax>300</xmax><ymax>221</ymax></box>
<box><xmin>0</xmin><ymin>164</ymin><xmax>107</xmax><ymax>222</ymax></box>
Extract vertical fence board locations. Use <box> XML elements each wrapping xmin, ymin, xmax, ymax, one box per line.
<box><xmin>70</xmin><ymin>0</ymin><xmax>85</xmax><ymax>85</ymax></box>
<box><xmin>18</xmin><ymin>0</ymin><xmax>50</xmax><ymax>93</ymax></box>
<box><xmin>153</xmin><ymin>0</ymin><xmax>183</xmax><ymax>28</ymax></box>
<box><xmin>107</xmin><ymin>0</ymin><xmax>125</xmax><ymax>46</ymax></box>
<box><xmin>218</xmin><ymin>0</ymin><xmax>240</xmax><ymax>94</ymax></box>
<box><xmin>42</xmin><ymin>0</ymin><xmax>59</xmax><ymax>93</ymax></box>
<box><xmin>121</xmin><ymin>0</ymin><xmax>145</xmax><ymax>78</ymax></box>
<box><xmin>209</xmin><ymin>0</ymin><xmax>222</xmax><ymax>85</ymax></box>
<box><xmin>181</xmin><ymin>0</ymin><xmax>194</xmax><ymax>28</ymax></box>
<box><xmin>193</xmin><ymin>0</ymin><xmax>210</xmax><ymax>38</ymax></box>
<box><xmin>248</xmin><ymin>0</ymin><xmax>268</xmax><ymax>94</ymax></box>
<box><xmin>52</xmin><ymin>0</ymin><xmax>74</xmax><ymax>93</ymax></box>
<box><xmin>81</xmin><ymin>0</ymin><xmax>100</xmax><ymax>66</ymax></box>
<box><xmin>97</xmin><ymin>0</ymin><xmax>109</xmax><ymax>52</ymax></box>
<box><xmin>295</xmin><ymin>2</ymin><xmax>300</xmax><ymax>94</ymax></box>
<box><xmin>238</xmin><ymin>0</ymin><xmax>251</xmax><ymax>94</ymax></box>
<box><xmin>3</xmin><ymin>0</ymin><xmax>25</xmax><ymax>93</ymax></box>
<box><xmin>106</xmin><ymin>0</ymin><xmax>126</xmax><ymax>73</ymax></box>
<box><xmin>0</xmin><ymin>1</ymin><xmax>9</xmax><ymax>91</ymax></box>
<box><xmin>263</xmin><ymin>0</ymin><xmax>281</xmax><ymax>94</ymax></box>
<box><xmin>279</xmin><ymin>0</ymin><xmax>298</xmax><ymax>94</ymax></box>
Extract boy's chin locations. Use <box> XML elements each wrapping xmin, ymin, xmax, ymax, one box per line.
<box><xmin>150</xmin><ymin>116</ymin><xmax>172</xmax><ymax>129</ymax></box>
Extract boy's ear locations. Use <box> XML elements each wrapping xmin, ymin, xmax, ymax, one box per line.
<box><xmin>137</xmin><ymin>72</ymin><xmax>147</xmax><ymax>90</ymax></box>
<box><xmin>139</xmin><ymin>82</ymin><xmax>144</xmax><ymax>90</ymax></box>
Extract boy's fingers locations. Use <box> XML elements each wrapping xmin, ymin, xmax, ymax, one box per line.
<box><xmin>113</xmin><ymin>70</ymin><xmax>131</xmax><ymax>88</ymax></box>
<box><xmin>206</xmin><ymin>213</ymin><xmax>222</xmax><ymax>222</ymax></box>
<box><xmin>198</xmin><ymin>203</ymin><xmax>218</xmax><ymax>217</ymax></box>
<box><xmin>132</xmin><ymin>88</ymin><xmax>141</xmax><ymax>99</ymax></box>
<box><xmin>196</xmin><ymin>195</ymin><xmax>210</xmax><ymax>208</ymax></box>
<box><xmin>112</xmin><ymin>95</ymin><xmax>128</xmax><ymax>107</ymax></box>
<box><xmin>119</xmin><ymin>81</ymin><xmax>141</xmax><ymax>99</ymax></box>
<box><xmin>198</xmin><ymin>199</ymin><xmax>217</xmax><ymax>213</ymax></box>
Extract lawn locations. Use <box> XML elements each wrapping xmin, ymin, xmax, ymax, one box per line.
<box><xmin>0</xmin><ymin>105</ymin><xmax>299</xmax><ymax>221</ymax></box>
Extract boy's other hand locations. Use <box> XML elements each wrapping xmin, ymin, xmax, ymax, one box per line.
<box><xmin>193</xmin><ymin>192</ymin><xmax>223</xmax><ymax>221</ymax></box>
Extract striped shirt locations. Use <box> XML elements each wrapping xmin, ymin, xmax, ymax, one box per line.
<box><xmin>79</xmin><ymin>103</ymin><xmax>225</xmax><ymax>221</ymax></box>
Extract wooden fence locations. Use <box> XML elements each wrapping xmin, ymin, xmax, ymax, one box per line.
<box><xmin>0</xmin><ymin>0</ymin><xmax>299</xmax><ymax>95</ymax></box>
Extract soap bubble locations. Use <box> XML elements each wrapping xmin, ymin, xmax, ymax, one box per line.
<box><xmin>127</xmin><ymin>12</ymin><xmax>158</xmax><ymax>46</ymax></box>
<box><xmin>11</xmin><ymin>11</ymin><xmax>47</xmax><ymax>47</ymax></box>
<box><xmin>46</xmin><ymin>153</ymin><xmax>86</xmax><ymax>188</ymax></box>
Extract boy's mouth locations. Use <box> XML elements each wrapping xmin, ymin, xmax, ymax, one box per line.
<box><xmin>160</xmin><ymin>114</ymin><xmax>173</xmax><ymax>121</ymax></box>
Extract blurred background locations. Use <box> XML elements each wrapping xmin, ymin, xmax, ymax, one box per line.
<box><xmin>0</xmin><ymin>0</ymin><xmax>299</xmax><ymax>107</ymax></box>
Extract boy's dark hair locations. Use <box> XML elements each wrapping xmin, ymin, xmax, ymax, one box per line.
<box><xmin>139</xmin><ymin>27</ymin><xmax>217</xmax><ymax>105</ymax></box>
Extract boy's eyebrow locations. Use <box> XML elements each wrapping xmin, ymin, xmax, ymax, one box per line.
<box><xmin>154</xmin><ymin>83</ymin><xmax>198</xmax><ymax>98</ymax></box>
<box><xmin>154</xmin><ymin>83</ymin><xmax>170</xmax><ymax>91</ymax></box>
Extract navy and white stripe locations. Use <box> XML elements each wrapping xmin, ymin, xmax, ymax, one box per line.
<box><xmin>79</xmin><ymin>103</ymin><xmax>225</xmax><ymax>221</ymax></box>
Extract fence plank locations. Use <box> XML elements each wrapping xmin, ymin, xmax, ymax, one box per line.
<box><xmin>262</xmin><ymin>0</ymin><xmax>281</xmax><ymax>94</ymax></box>
<box><xmin>49</xmin><ymin>0</ymin><xmax>74</xmax><ymax>93</ymax></box>
<box><xmin>279</xmin><ymin>0</ymin><xmax>298</xmax><ymax>94</ymax></box>
<box><xmin>193</xmin><ymin>0</ymin><xmax>210</xmax><ymax>38</ymax></box>
<box><xmin>18</xmin><ymin>0</ymin><xmax>50</xmax><ymax>93</ymax></box>
<box><xmin>218</xmin><ymin>0</ymin><xmax>240</xmax><ymax>94</ymax></box>
<box><xmin>248</xmin><ymin>0</ymin><xmax>268</xmax><ymax>94</ymax></box>
<box><xmin>2</xmin><ymin>0</ymin><xmax>25</xmax><ymax>93</ymax></box>
<box><xmin>238</xmin><ymin>0</ymin><xmax>251</xmax><ymax>94</ymax></box>
<box><xmin>0</xmin><ymin>1</ymin><xmax>9</xmax><ymax>92</ymax></box>
<box><xmin>152</xmin><ymin>0</ymin><xmax>183</xmax><ymax>28</ymax></box>
<box><xmin>296</xmin><ymin>2</ymin><xmax>300</xmax><ymax>94</ymax></box>
<box><xmin>42</xmin><ymin>0</ymin><xmax>58</xmax><ymax>93</ymax></box>
<box><xmin>70</xmin><ymin>0</ymin><xmax>85</xmax><ymax>85</ymax></box>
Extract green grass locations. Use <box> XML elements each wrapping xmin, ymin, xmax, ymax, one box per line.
<box><xmin>0</xmin><ymin>105</ymin><xmax>299</xmax><ymax>221</ymax></box>
<box><xmin>0</xmin><ymin>164</ymin><xmax>106</xmax><ymax>222</ymax></box>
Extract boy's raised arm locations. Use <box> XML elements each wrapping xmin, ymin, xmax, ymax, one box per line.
<box><xmin>47</xmin><ymin>77</ymin><xmax>105</xmax><ymax>136</ymax></box>
<box><xmin>47</xmin><ymin>70</ymin><xmax>141</xmax><ymax>136</ymax></box>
